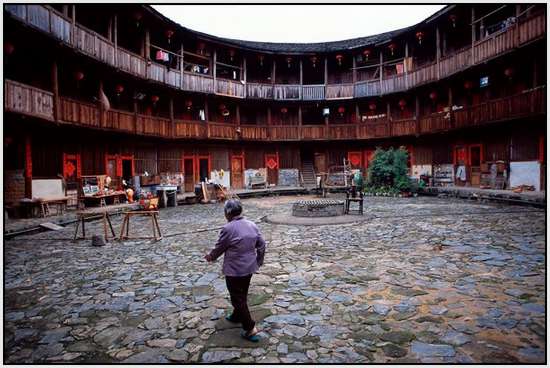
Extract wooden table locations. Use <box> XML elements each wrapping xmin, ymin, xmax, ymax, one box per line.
<box><xmin>73</xmin><ymin>209</ymin><xmax>116</xmax><ymax>241</ymax></box>
<box><xmin>119</xmin><ymin>211</ymin><xmax>162</xmax><ymax>241</ymax></box>
<box><xmin>78</xmin><ymin>191</ymin><xmax>126</xmax><ymax>209</ymax></box>
<box><xmin>20</xmin><ymin>197</ymin><xmax>70</xmax><ymax>218</ymax></box>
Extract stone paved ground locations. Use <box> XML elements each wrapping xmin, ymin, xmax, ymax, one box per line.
<box><xmin>4</xmin><ymin>195</ymin><xmax>546</xmax><ymax>363</ymax></box>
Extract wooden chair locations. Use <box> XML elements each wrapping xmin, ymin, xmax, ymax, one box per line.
<box><xmin>345</xmin><ymin>188</ymin><xmax>364</xmax><ymax>215</ymax></box>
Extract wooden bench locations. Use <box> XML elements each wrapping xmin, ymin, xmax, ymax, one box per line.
<box><xmin>249</xmin><ymin>174</ymin><xmax>267</xmax><ymax>189</ymax></box>
<box><xmin>73</xmin><ymin>209</ymin><xmax>116</xmax><ymax>241</ymax></box>
<box><xmin>345</xmin><ymin>189</ymin><xmax>364</xmax><ymax>215</ymax></box>
<box><xmin>119</xmin><ymin>211</ymin><xmax>162</xmax><ymax>241</ymax></box>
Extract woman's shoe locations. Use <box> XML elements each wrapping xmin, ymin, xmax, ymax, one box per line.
<box><xmin>241</xmin><ymin>328</ymin><xmax>260</xmax><ymax>342</ymax></box>
<box><xmin>225</xmin><ymin>313</ymin><xmax>240</xmax><ymax>323</ymax></box>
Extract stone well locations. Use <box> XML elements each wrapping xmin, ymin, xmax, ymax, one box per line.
<box><xmin>292</xmin><ymin>199</ymin><xmax>345</xmax><ymax>217</ymax></box>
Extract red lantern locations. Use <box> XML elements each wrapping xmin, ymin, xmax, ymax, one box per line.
<box><xmin>286</xmin><ymin>57</ymin><xmax>292</xmax><ymax>68</ymax></box>
<box><xmin>185</xmin><ymin>99</ymin><xmax>193</xmax><ymax>110</ymax></box>
<box><xmin>165</xmin><ymin>30</ymin><xmax>174</xmax><ymax>44</ymax></box>
<box><xmin>335</xmin><ymin>54</ymin><xmax>344</xmax><ymax>66</ymax></box>
<box><xmin>398</xmin><ymin>99</ymin><xmax>407</xmax><ymax>110</ymax></box>
<box><xmin>133</xmin><ymin>11</ymin><xmax>142</xmax><ymax>27</ymax></box>
<box><xmin>74</xmin><ymin>71</ymin><xmax>85</xmax><ymax>81</ymax></box>
<box><xmin>338</xmin><ymin>106</ymin><xmax>346</xmax><ymax>115</ymax></box>
<box><xmin>310</xmin><ymin>56</ymin><xmax>318</xmax><ymax>68</ymax></box>
<box><xmin>368</xmin><ymin>102</ymin><xmax>377</xmax><ymax>111</ymax></box>
<box><xmin>429</xmin><ymin>91</ymin><xmax>437</xmax><ymax>101</ymax></box>
<box><xmin>219</xmin><ymin>104</ymin><xmax>226</xmax><ymax>111</ymax></box>
<box><xmin>362</xmin><ymin>49</ymin><xmax>371</xmax><ymax>61</ymax></box>
<box><xmin>115</xmin><ymin>84</ymin><xmax>124</xmax><ymax>96</ymax></box>
<box><xmin>151</xmin><ymin>95</ymin><xmax>160</xmax><ymax>104</ymax></box>
<box><xmin>504</xmin><ymin>67</ymin><xmax>514</xmax><ymax>79</ymax></box>
<box><xmin>449</xmin><ymin>14</ymin><xmax>457</xmax><ymax>28</ymax></box>
<box><xmin>229</xmin><ymin>49</ymin><xmax>235</xmax><ymax>62</ymax></box>
<box><xmin>388</xmin><ymin>43</ymin><xmax>397</xmax><ymax>56</ymax></box>
<box><xmin>416</xmin><ymin>31</ymin><xmax>424</xmax><ymax>45</ymax></box>
<box><xmin>280</xmin><ymin>107</ymin><xmax>288</xmax><ymax>114</ymax></box>
<box><xmin>4</xmin><ymin>41</ymin><xmax>14</xmax><ymax>55</ymax></box>
<box><xmin>198</xmin><ymin>42</ymin><xmax>206</xmax><ymax>55</ymax></box>
<box><xmin>258</xmin><ymin>55</ymin><xmax>264</xmax><ymax>67</ymax></box>
<box><xmin>464</xmin><ymin>80</ymin><xmax>473</xmax><ymax>90</ymax></box>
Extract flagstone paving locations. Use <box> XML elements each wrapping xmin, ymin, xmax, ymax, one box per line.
<box><xmin>4</xmin><ymin>195</ymin><xmax>546</xmax><ymax>363</ymax></box>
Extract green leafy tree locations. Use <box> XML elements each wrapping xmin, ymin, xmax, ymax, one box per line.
<box><xmin>367</xmin><ymin>147</ymin><xmax>411</xmax><ymax>192</ymax></box>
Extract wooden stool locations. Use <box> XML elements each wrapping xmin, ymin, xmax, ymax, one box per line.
<box><xmin>345</xmin><ymin>190</ymin><xmax>364</xmax><ymax>215</ymax></box>
<box><xmin>119</xmin><ymin>211</ymin><xmax>162</xmax><ymax>241</ymax></box>
<box><xmin>73</xmin><ymin>211</ymin><xmax>116</xmax><ymax>241</ymax></box>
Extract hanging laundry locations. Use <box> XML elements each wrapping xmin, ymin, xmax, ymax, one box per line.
<box><xmin>99</xmin><ymin>84</ymin><xmax>110</xmax><ymax>111</ymax></box>
<box><xmin>455</xmin><ymin>165</ymin><xmax>466</xmax><ymax>181</ymax></box>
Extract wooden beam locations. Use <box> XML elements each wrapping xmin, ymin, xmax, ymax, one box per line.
<box><xmin>324</xmin><ymin>56</ymin><xmax>328</xmax><ymax>85</ymax></box>
<box><xmin>471</xmin><ymin>7</ymin><xmax>476</xmax><ymax>65</ymax></box>
<box><xmin>62</xmin><ymin>5</ymin><xmax>69</xmax><ymax>17</ymax></box>
<box><xmin>379</xmin><ymin>51</ymin><xmax>383</xmax><ymax>83</ymax></box>
<box><xmin>299</xmin><ymin>58</ymin><xmax>303</xmax><ymax>85</ymax></box>
<box><xmin>107</xmin><ymin>16</ymin><xmax>113</xmax><ymax>41</ymax></box>
<box><xmin>448</xmin><ymin>86</ymin><xmax>453</xmax><ymax>129</ymax></box>
<box><xmin>213</xmin><ymin>50</ymin><xmax>217</xmax><ymax>91</ymax></box>
<box><xmin>113</xmin><ymin>14</ymin><xmax>118</xmax><ymax>65</ymax></box>
<box><xmin>98</xmin><ymin>80</ymin><xmax>105</xmax><ymax>128</ymax></box>
<box><xmin>236</xmin><ymin>105</ymin><xmax>241</xmax><ymax>125</ymax></box>
<box><xmin>145</xmin><ymin>29</ymin><xmax>151</xmax><ymax>60</ymax></box>
<box><xmin>180</xmin><ymin>43</ymin><xmax>184</xmax><ymax>89</ymax></box>
<box><xmin>404</xmin><ymin>42</ymin><xmax>409</xmax><ymax>88</ymax></box>
<box><xmin>267</xmin><ymin>106</ymin><xmax>272</xmax><ymax>125</ymax></box>
<box><xmin>71</xmin><ymin>5</ymin><xmax>76</xmax><ymax>45</ymax></box>
<box><xmin>243</xmin><ymin>56</ymin><xmax>247</xmax><ymax>98</ymax></box>
<box><xmin>436</xmin><ymin>26</ymin><xmax>441</xmax><ymax>79</ymax></box>
<box><xmin>169</xmin><ymin>96</ymin><xmax>174</xmax><ymax>137</ymax></box>
<box><xmin>272</xmin><ymin>58</ymin><xmax>276</xmax><ymax>84</ymax></box>
<box><xmin>352</xmin><ymin>55</ymin><xmax>357</xmax><ymax>83</ymax></box>
<box><xmin>298</xmin><ymin>105</ymin><xmax>302</xmax><ymax>125</ymax></box>
<box><xmin>133</xmin><ymin>99</ymin><xmax>138</xmax><ymax>134</ymax></box>
<box><xmin>387</xmin><ymin>101</ymin><xmax>392</xmax><ymax>136</ymax></box>
<box><xmin>415</xmin><ymin>95</ymin><xmax>420</xmax><ymax>135</ymax></box>
<box><xmin>51</xmin><ymin>60</ymin><xmax>59</xmax><ymax>122</ymax></box>
<box><xmin>25</xmin><ymin>136</ymin><xmax>32</xmax><ymax>198</ymax></box>
<box><xmin>204</xmin><ymin>98</ymin><xmax>209</xmax><ymax>121</ymax></box>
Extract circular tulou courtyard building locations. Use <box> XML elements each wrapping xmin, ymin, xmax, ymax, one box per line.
<box><xmin>3</xmin><ymin>3</ymin><xmax>546</xmax><ymax>364</ymax></box>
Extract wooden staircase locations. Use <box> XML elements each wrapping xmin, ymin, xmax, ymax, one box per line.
<box><xmin>301</xmin><ymin>160</ymin><xmax>317</xmax><ymax>188</ymax></box>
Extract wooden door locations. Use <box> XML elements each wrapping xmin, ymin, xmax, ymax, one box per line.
<box><xmin>265</xmin><ymin>153</ymin><xmax>279</xmax><ymax>186</ymax></box>
<box><xmin>231</xmin><ymin>156</ymin><xmax>244</xmax><ymax>189</ymax></box>
<box><xmin>314</xmin><ymin>152</ymin><xmax>327</xmax><ymax>174</ymax></box>
<box><xmin>183</xmin><ymin>157</ymin><xmax>194</xmax><ymax>192</ymax></box>
<box><xmin>468</xmin><ymin>144</ymin><xmax>483</xmax><ymax>187</ymax></box>
<box><xmin>347</xmin><ymin>151</ymin><xmax>362</xmax><ymax>169</ymax></box>
<box><xmin>197</xmin><ymin>156</ymin><xmax>211</xmax><ymax>183</ymax></box>
<box><xmin>453</xmin><ymin>146</ymin><xmax>468</xmax><ymax>186</ymax></box>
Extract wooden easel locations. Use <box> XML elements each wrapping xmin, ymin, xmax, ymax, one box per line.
<box><xmin>73</xmin><ymin>210</ymin><xmax>116</xmax><ymax>241</ymax></box>
<box><xmin>118</xmin><ymin>211</ymin><xmax>162</xmax><ymax>241</ymax></box>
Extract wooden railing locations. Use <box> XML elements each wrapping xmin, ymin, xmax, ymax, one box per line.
<box><xmin>301</xmin><ymin>125</ymin><xmax>326</xmax><ymax>140</ymax></box>
<box><xmin>419</xmin><ymin>112</ymin><xmax>450</xmax><ymax>133</ymax></box>
<box><xmin>269</xmin><ymin>125</ymin><xmax>300</xmax><ymax>140</ymax></box>
<box><xmin>216</xmin><ymin>79</ymin><xmax>245</xmax><ymax>98</ymax></box>
<box><xmin>137</xmin><ymin>115</ymin><xmax>170</xmax><ymax>136</ymax></box>
<box><xmin>59</xmin><ymin>96</ymin><xmax>99</xmax><ymax>127</ymax></box>
<box><xmin>105</xmin><ymin>109</ymin><xmax>135</xmax><ymax>132</ymax></box>
<box><xmin>326</xmin><ymin>84</ymin><xmax>354</xmax><ymax>99</ymax></box>
<box><xmin>174</xmin><ymin>120</ymin><xmax>207</xmax><ymax>138</ymax></box>
<box><xmin>5</xmin><ymin>4</ymin><xmax>545</xmax><ymax>101</ymax></box>
<box><xmin>208</xmin><ymin>122</ymin><xmax>237</xmax><ymax>139</ymax></box>
<box><xmin>240</xmin><ymin>125</ymin><xmax>269</xmax><ymax>140</ymax></box>
<box><xmin>302</xmin><ymin>85</ymin><xmax>325</xmax><ymax>100</ymax></box>
<box><xmin>391</xmin><ymin>118</ymin><xmax>417</xmax><ymax>136</ymax></box>
<box><xmin>329</xmin><ymin>124</ymin><xmax>357</xmax><ymax>140</ymax></box>
<box><xmin>5</xmin><ymin>79</ymin><xmax>54</xmax><ymax>120</ymax></box>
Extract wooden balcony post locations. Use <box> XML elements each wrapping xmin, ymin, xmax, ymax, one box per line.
<box><xmin>51</xmin><ymin>59</ymin><xmax>59</xmax><ymax>122</ymax></box>
<box><xmin>62</xmin><ymin>5</ymin><xmax>69</xmax><ymax>16</ymax></box>
<box><xmin>236</xmin><ymin>105</ymin><xmax>241</xmax><ymax>126</ymax></box>
<box><xmin>267</xmin><ymin>106</ymin><xmax>272</xmax><ymax>125</ymax></box>
<box><xmin>133</xmin><ymin>99</ymin><xmax>138</xmax><ymax>134</ymax></box>
<box><xmin>387</xmin><ymin>101</ymin><xmax>392</xmax><ymax>136</ymax></box>
<box><xmin>379</xmin><ymin>51</ymin><xmax>383</xmax><ymax>83</ymax></box>
<box><xmin>25</xmin><ymin>136</ymin><xmax>32</xmax><ymax>199</ymax></box>
<box><xmin>242</xmin><ymin>56</ymin><xmax>247</xmax><ymax>98</ymax></box>
<box><xmin>324</xmin><ymin>56</ymin><xmax>328</xmax><ymax>85</ymax></box>
<box><xmin>71</xmin><ymin>5</ymin><xmax>76</xmax><ymax>45</ymax></box>
<box><xmin>144</xmin><ymin>28</ymin><xmax>150</xmax><ymax>60</ymax></box>
<box><xmin>404</xmin><ymin>42</ymin><xmax>409</xmax><ymax>89</ymax></box>
<box><xmin>448</xmin><ymin>87</ymin><xmax>453</xmax><ymax>129</ymax></box>
<box><xmin>107</xmin><ymin>15</ymin><xmax>113</xmax><ymax>41</ymax></box>
<box><xmin>471</xmin><ymin>7</ymin><xmax>476</xmax><ymax>65</ymax></box>
<box><xmin>272</xmin><ymin>58</ymin><xmax>276</xmax><ymax>84</ymax></box>
<box><xmin>98</xmin><ymin>81</ymin><xmax>105</xmax><ymax>128</ymax></box>
<box><xmin>169</xmin><ymin>96</ymin><xmax>174</xmax><ymax>138</ymax></box>
<box><xmin>352</xmin><ymin>54</ymin><xmax>357</xmax><ymax>84</ymax></box>
<box><xmin>299</xmin><ymin>58</ymin><xmax>303</xmax><ymax>99</ymax></box>
<box><xmin>113</xmin><ymin>14</ymin><xmax>118</xmax><ymax>66</ymax></box>
<box><xmin>355</xmin><ymin>103</ymin><xmax>360</xmax><ymax>137</ymax></box>
<box><xmin>180</xmin><ymin>43</ymin><xmax>184</xmax><ymax>89</ymax></box>
<box><xmin>415</xmin><ymin>95</ymin><xmax>420</xmax><ymax>135</ymax></box>
<box><xmin>298</xmin><ymin>106</ymin><xmax>303</xmax><ymax>140</ymax></box>
<box><xmin>436</xmin><ymin>26</ymin><xmax>441</xmax><ymax>79</ymax></box>
<box><xmin>213</xmin><ymin>50</ymin><xmax>217</xmax><ymax>91</ymax></box>
<box><xmin>204</xmin><ymin>98</ymin><xmax>209</xmax><ymax>121</ymax></box>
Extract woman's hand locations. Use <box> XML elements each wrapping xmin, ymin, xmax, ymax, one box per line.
<box><xmin>204</xmin><ymin>253</ymin><xmax>213</xmax><ymax>262</ymax></box>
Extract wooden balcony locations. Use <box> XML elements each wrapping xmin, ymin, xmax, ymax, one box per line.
<box><xmin>208</xmin><ymin>122</ymin><xmax>237</xmax><ymax>139</ymax></box>
<box><xmin>301</xmin><ymin>125</ymin><xmax>326</xmax><ymax>140</ymax></box>
<box><xmin>419</xmin><ymin>112</ymin><xmax>451</xmax><ymax>134</ymax></box>
<box><xmin>174</xmin><ymin>120</ymin><xmax>207</xmax><ymax>138</ymax></box>
<box><xmin>137</xmin><ymin>115</ymin><xmax>170</xmax><ymax>136</ymax></box>
<box><xmin>5</xmin><ymin>79</ymin><xmax>54</xmax><ymax>121</ymax></box>
<box><xmin>105</xmin><ymin>109</ymin><xmax>135</xmax><ymax>133</ymax></box>
<box><xmin>329</xmin><ymin>124</ymin><xmax>357</xmax><ymax>140</ymax></box>
<box><xmin>240</xmin><ymin>125</ymin><xmax>269</xmax><ymax>140</ymax></box>
<box><xmin>269</xmin><ymin>125</ymin><xmax>300</xmax><ymax>140</ymax></box>
<box><xmin>391</xmin><ymin>118</ymin><xmax>417</xmax><ymax>136</ymax></box>
<box><xmin>59</xmin><ymin>96</ymin><xmax>99</xmax><ymax>128</ymax></box>
<box><xmin>5</xmin><ymin>4</ymin><xmax>545</xmax><ymax>102</ymax></box>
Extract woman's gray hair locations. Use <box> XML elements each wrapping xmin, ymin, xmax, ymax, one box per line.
<box><xmin>224</xmin><ymin>199</ymin><xmax>243</xmax><ymax>219</ymax></box>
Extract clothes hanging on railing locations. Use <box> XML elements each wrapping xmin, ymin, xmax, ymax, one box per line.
<box><xmin>155</xmin><ymin>50</ymin><xmax>170</xmax><ymax>62</ymax></box>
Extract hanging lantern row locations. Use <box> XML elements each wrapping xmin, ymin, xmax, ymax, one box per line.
<box><xmin>335</xmin><ymin>54</ymin><xmax>344</xmax><ymax>66</ymax></box>
<box><xmin>368</xmin><ymin>102</ymin><xmax>377</xmax><ymax>111</ymax></box>
<box><xmin>115</xmin><ymin>84</ymin><xmax>124</xmax><ymax>96</ymax></box>
<box><xmin>338</xmin><ymin>106</ymin><xmax>346</xmax><ymax>114</ymax></box>
<box><xmin>449</xmin><ymin>14</ymin><xmax>457</xmax><ymax>28</ymax></box>
<box><xmin>464</xmin><ymin>80</ymin><xmax>473</xmax><ymax>90</ymax></box>
<box><xmin>258</xmin><ymin>54</ymin><xmax>264</xmax><ymax>67</ymax></box>
<box><xmin>151</xmin><ymin>95</ymin><xmax>160</xmax><ymax>105</ymax></box>
<box><xmin>197</xmin><ymin>42</ymin><xmax>206</xmax><ymax>55</ymax></box>
<box><xmin>416</xmin><ymin>31</ymin><xmax>425</xmax><ymax>45</ymax></box>
<box><xmin>185</xmin><ymin>99</ymin><xmax>193</xmax><ymax>110</ymax></box>
<box><xmin>74</xmin><ymin>71</ymin><xmax>85</xmax><ymax>81</ymax></box>
<box><xmin>133</xmin><ymin>11</ymin><xmax>143</xmax><ymax>27</ymax></box>
<box><xmin>362</xmin><ymin>49</ymin><xmax>371</xmax><ymax>61</ymax></box>
<box><xmin>280</xmin><ymin>107</ymin><xmax>288</xmax><ymax>114</ymax></box>
<box><xmin>229</xmin><ymin>49</ymin><xmax>235</xmax><ymax>62</ymax></box>
<box><xmin>398</xmin><ymin>99</ymin><xmax>407</xmax><ymax>110</ymax></box>
<box><xmin>429</xmin><ymin>91</ymin><xmax>437</xmax><ymax>101</ymax></box>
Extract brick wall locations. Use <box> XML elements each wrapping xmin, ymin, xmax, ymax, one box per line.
<box><xmin>5</xmin><ymin>169</ymin><xmax>26</xmax><ymax>204</ymax></box>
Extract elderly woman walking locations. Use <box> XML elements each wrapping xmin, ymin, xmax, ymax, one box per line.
<box><xmin>204</xmin><ymin>199</ymin><xmax>266</xmax><ymax>342</ymax></box>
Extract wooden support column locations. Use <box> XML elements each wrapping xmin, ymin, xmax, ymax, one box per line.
<box><xmin>213</xmin><ymin>50</ymin><xmax>217</xmax><ymax>92</ymax></box>
<box><xmin>98</xmin><ymin>81</ymin><xmax>105</xmax><ymax>128</ymax></box>
<box><xmin>133</xmin><ymin>100</ymin><xmax>138</xmax><ymax>134</ymax></box>
<box><xmin>471</xmin><ymin>7</ymin><xmax>476</xmax><ymax>65</ymax></box>
<box><xmin>387</xmin><ymin>101</ymin><xmax>392</xmax><ymax>136</ymax></box>
<box><xmin>352</xmin><ymin>55</ymin><xmax>357</xmax><ymax>83</ymax></box>
<box><xmin>51</xmin><ymin>60</ymin><xmax>59</xmax><ymax>122</ymax></box>
<box><xmin>355</xmin><ymin>103</ymin><xmax>360</xmax><ymax>137</ymax></box>
<box><xmin>113</xmin><ymin>14</ymin><xmax>118</xmax><ymax>65</ymax></box>
<box><xmin>436</xmin><ymin>26</ymin><xmax>441</xmax><ymax>79</ymax></box>
<box><xmin>71</xmin><ymin>5</ymin><xmax>76</xmax><ymax>45</ymax></box>
<box><xmin>448</xmin><ymin>87</ymin><xmax>453</xmax><ymax>129</ymax></box>
<box><xmin>404</xmin><ymin>42</ymin><xmax>409</xmax><ymax>88</ymax></box>
<box><xmin>242</xmin><ymin>56</ymin><xmax>247</xmax><ymax>98</ymax></box>
<box><xmin>298</xmin><ymin>106</ymin><xmax>303</xmax><ymax>139</ymax></box>
<box><xmin>144</xmin><ymin>29</ymin><xmax>150</xmax><ymax>59</ymax></box>
<box><xmin>180</xmin><ymin>43</ymin><xmax>184</xmax><ymax>89</ymax></box>
<box><xmin>204</xmin><ymin>98</ymin><xmax>209</xmax><ymax>121</ymax></box>
<box><xmin>62</xmin><ymin>5</ymin><xmax>69</xmax><ymax>16</ymax></box>
<box><xmin>236</xmin><ymin>105</ymin><xmax>241</xmax><ymax>126</ymax></box>
<box><xmin>324</xmin><ymin>56</ymin><xmax>328</xmax><ymax>85</ymax></box>
<box><xmin>25</xmin><ymin>136</ymin><xmax>32</xmax><ymax>199</ymax></box>
<box><xmin>299</xmin><ymin>58</ymin><xmax>303</xmax><ymax>99</ymax></box>
<box><xmin>107</xmin><ymin>16</ymin><xmax>113</xmax><ymax>41</ymax></box>
<box><xmin>272</xmin><ymin>58</ymin><xmax>276</xmax><ymax>84</ymax></box>
<box><xmin>533</xmin><ymin>58</ymin><xmax>539</xmax><ymax>87</ymax></box>
<box><xmin>267</xmin><ymin>106</ymin><xmax>272</xmax><ymax>126</ymax></box>
<box><xmin>415</xmin><ymin>95</ymin><xmax>420</xmax><ymax>135</ymax></box>
<box><xmin>169</xmin><ymin>96</ymin><xmax>174</xmax><ymax>138</ymax></box>
<box><xmin>379</xmin><ymin>51</ymin><xmax>383</xmax><ymax>83</ymax></box>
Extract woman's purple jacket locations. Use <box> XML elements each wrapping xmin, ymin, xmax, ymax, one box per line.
<box><xmin>208</xmin><ymin>216</ymin><xmax>266</xmax><ymax>277</ymax></box>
